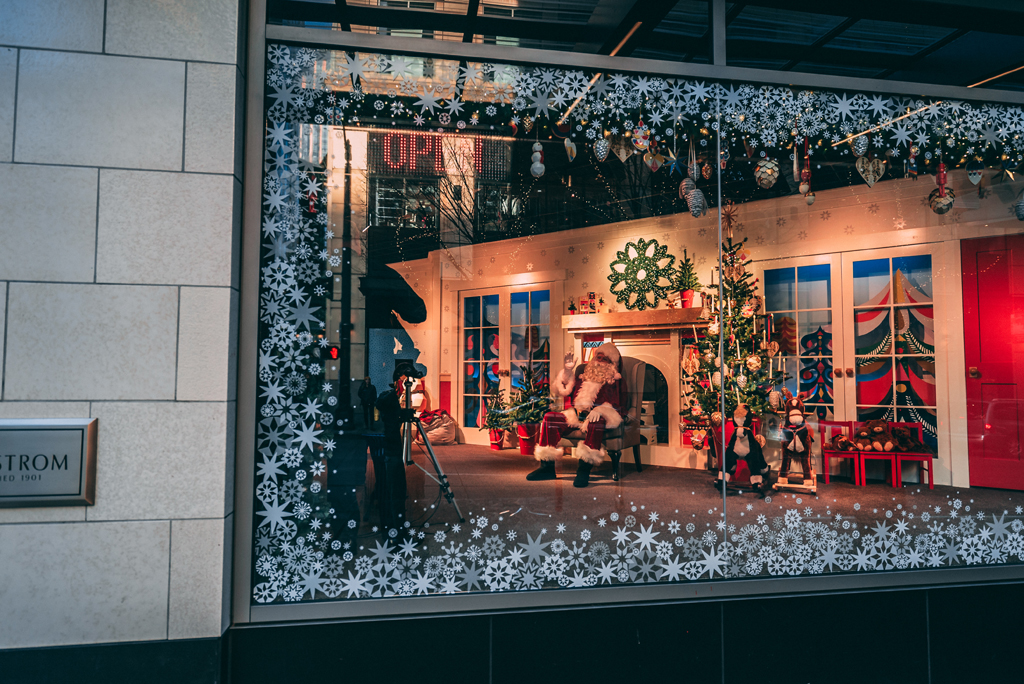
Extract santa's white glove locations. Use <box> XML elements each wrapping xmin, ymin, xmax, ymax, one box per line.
<box><xmin>563</xmin><ymin>352</ymin><xmax>576</xmax><ymax>371</ymax></box>
<box><xmin>585</xmin><ymin>411</ymin><xmax>603</xmax><ymax>424</ymax></box>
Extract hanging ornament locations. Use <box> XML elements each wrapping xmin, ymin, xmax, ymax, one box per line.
<box><xmin>551</xmin><ymin>121</ymin><xmax>571</xmax><ymax>139</ymax></box>
<box><xmin>593</xmin><ymin>137</ymin><xmax>610</xmax><ymax>162</ymax></box>
<box><xmin>966</xmin><ymin>158</ymin><xmax>984</xmax><ymax>186</ymax></box>
<box><xmin>644</xmin><ymin>150</ymin><xmax>664</xmax><ymax>172</ymax></box>
<box><xmin>612</xmin><ymin>136</ymin><xmax>632</xmax><ymax>163</ymax></box>
<box><xmin>736</xmin><ymin>373</ymin><xmax>748</xmax><ymax>388</ymax></box>
<box><xmin>754</xmin><ymin>159</ymin><xmax>779</xmax><ymax>189</ymax></box>
<box><xmin>711</xmin><ymin>371</ymin><xmax>722</xmax><ymax>387</ymax></box>
<box><xmin>687</xmin><ymin>188</ymin><xmax>708</xmax><ymax>218</ymax></box>
<box><xmin>632</xmin><ymin>121</ymin><xmax>650</xmax><ymax>151</ymax></box>
<box><xmin>708</xmin><ymin>318</ymin><xmax>720</xmax><ymax>335</ymax></box>
<box><xmin>1015</xmin><ymin>191</ymin><xmax>1024</xmax><ymax>221</ymax></box>
<box><xmin>679</xmin><ymin>177</ymin><xmax>695</xmax><ymax>200</ymax></box>
<box><xmin>852</xmin><ymin>134</ymin><xmax>869</xmax><ymax>157</ymax></box>
<box><xmin>719</xmin><ymin>147</ymin><xmax>730</xmax><ymax>170</ymax></box>
<box><xmin>530</xmin><ymin>141</ymin><xmax>545</xmax><ymax>178</ymax></box>
<box><xmin>805</xmin><ymin>191</ymin><xmax>816</xmax><ymax>206</ymax></box>
<box><xmin>856</xmin><ymin>156</ymin><xmax>885</xmax><ymax>187</ymax></box>
<box><xmin>798</xmin><ymin>139</ymin><xmax>812</xmax><ymax>194</ymax></box>
<box><xmin>768</xmin><ymin>389</ymin><xmax>783</xmax><ymax>411</ymax></box>
<box><xmin>523</xmin><ymin>115</ymin><xmax>534</xmax><ymax>133</ymax></box>
<box><xmin>701</xmin><ymin>161</ymin><xmax>713</xmax><ymax>180</ymax></box>
<box><xmin>929</xmin><ymin>186</ymin><xmax>955</xmax><ymax>214</ymax></box>
<box><xmin>704</xmin><ymin>350</ymin><xmax>716</xmax><ymax>364</ymax></box>
<box><xmin>687</xmin><ymin>140</ymin><xmax>701</xmax><ymax>178</ymax></box>
<box><xmin>710</xmin><ymin>411</ymin><xmax>723</xmax><ymax>427</ymax></box>
<box><xmin>564</xmin><ymin>138</ymin><xmax>577</xmax><ymax>162</ymax></box>
<box><xmin>907</xmin><ymin>145</ymin><xmax>919</xmax><ymax>179</ymax></box>
<box><xmin>745</xmin><ymin>355</ymin><xmax>762</xmax><ymax>372</ymax></box>
<box><xmin>766</xmin><ymin>340</ymin><xmax>780</xmax><ymax>357</ymax></box>
<box><xmin>509</xmin><ymin>119</ymin><xmax>519</xmax><ymax>136</ymax></box>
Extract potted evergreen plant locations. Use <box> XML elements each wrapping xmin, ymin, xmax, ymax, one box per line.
<box><xmin>674</xmin><ymin>249</ymin><xmax>702</xmax><ymax>307</ymax></box>
<box><xmin>481</xmin><ymin>386</ymin><xmax>513</xmax><ymax>450</ymax></box>
<box><xmin>509</xmin><ymin>360</ymin><xmax>551</xmax><ymax>455</ymax></box>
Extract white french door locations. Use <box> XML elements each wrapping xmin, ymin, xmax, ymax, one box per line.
<box><xmin>458</xmin><ymin>282</ymin><xmax>562</xmax><ymax>444</ymax></box>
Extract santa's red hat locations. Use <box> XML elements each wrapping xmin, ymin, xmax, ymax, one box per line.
<box><xmin>594</xmin><ymin>341</ymin><xmax>621</xmax><ymax>366</ymax></box>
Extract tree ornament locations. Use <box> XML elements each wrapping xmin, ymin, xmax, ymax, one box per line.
<box><xmin>711</xmin><ymin>371</ymin><xmax>722</xmax><ymax>387</ymax></box>
<box><xmin>929</xmin><ymin>186</ymin><xmax>955</xmax><ymax>214</ymax></box>
<box><xmin>682</xmin><ymin>351</ymin><xmax>700</xmax><ymax>376</ymax></box>
<box><xmin>564</xmin><ymin>138</ymin><xmax>577</xmax><ymax>162</ymax></box>
<box><xmin>704</xmin><ymin>350</ymin><xmax>716</xmax><ymax>364</ymax></box>
<box><xmin>643</xmin><ymin>150</ymin><xmax>663</xmax><ymax>171</ymax></box>
<box><xmin>754</xmin><ymin>159</ymin><xmax>779</xmax><ymax>189</ymax></box>
<box><xmin>607</xmin><ymin>237</ymin><xmax>677</xmax><ymax>311</ymax></box>
<box><xmin>805</xmin><ymin>191</ymin><xmax>816</xmax><ymax>206</ymax></box>
<box><xmin>710</xmin><ymin>411</ymin><xmax>723</xmax><ymax>427</ymax></box>
<box><xmin>768</xmin><ymin>389</ymin><xmax>783</xmax><ymax>411</ymax></box>
<box><xmin>856</xmin><ymin>156</ymin><xmax>885</xmax><ymax>187</ymax></box>
<box><xmin>708</xmin><ymin>318</ymin><xmax>720</xmax><ymax>335</ymax></box>
<box><xmin>593</xmin><ymin>137</ymin><xmax>610</xmax><ymax>162</ymax></box>
<box><xmin>523</xmin><ymin>115</ymin><xmax>534</xmax><ymax>132</ymax></box>
<box><xmin>701</xmin><ymin>161</ymin><xmax>713</xmax><ymax>179</ymax></box>
<box><xmin>766</xmin><ymin>340</ymin><xmax>780</xmax><ymax>357</ymax></box>
<box><xmin>736</xmin><ymin>373</ymin><xmax>747</xmax><ymax>388</ymax></box>
<box><xmin>746</xmin><ymin>354</ymin><xmax>762</xmax><ymax>372</ymax></box>
<box><xmin>966</xmin><ymin>158</ymin><xmax>984</xmax><ymax>185</ymax></box>
<box><xmin>530</xmin><ymin>142</ymin><xmax>546</xmax><ymax>178</ymax></box>
<box><xmin>612</xmin><ymin>136</ymin><xmax>632</xmax><ymax>162</ymax></box>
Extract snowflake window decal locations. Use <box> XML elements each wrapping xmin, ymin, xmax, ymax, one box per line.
<box><xmin>607</xmin><ymin>238</ymin><xmax>676</xmax><ymax>311</ymax></box>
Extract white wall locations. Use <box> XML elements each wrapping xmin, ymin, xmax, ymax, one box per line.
<box><xmin>0</xmin><ymin>0</ymin><xmax>244</xmax><ymax>649</ymax></box>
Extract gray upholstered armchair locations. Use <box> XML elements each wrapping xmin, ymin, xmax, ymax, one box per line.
<box><xmin>555</xmin><ymin>356</ymin><xmax>647</xmax><ymax>481</ymax></box>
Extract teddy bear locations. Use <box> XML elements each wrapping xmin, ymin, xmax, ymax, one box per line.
<box><xmin>863</xmin><ymin>419</ymin><xmax>895</xmax><ymax>451</ymax></box>
<box><xmin>852</xmin><ymin>423</ymin><xmax>876</xmax><ymax>451</ymax></box>
<box><xmin>890</xmin><ymin>425</ymin><xmax>929</xmax><ymax>453</ymax></box>
<box><xmin>830</xmin><ymin>432</ymin><xmax>855</xmax><ymax>451</ymax></box>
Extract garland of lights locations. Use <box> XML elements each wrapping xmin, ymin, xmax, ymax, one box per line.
<box><xmin>607</xmin><ymin>237</ymin><xmax>677</xmax><ymax>311</ymax></box>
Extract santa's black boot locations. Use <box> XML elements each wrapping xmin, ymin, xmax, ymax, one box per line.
<box><xmin>609</xmin><ymin>451</ymin><xmax>622</xmax><ymax>481</ymax></box>
<box><xmin>573</xmin><ymin>461</ymin><xmax>594</xmax><ymax>488</ymax></box>
<box><xmin>526</xmin><ymin>460</ymin><xmax>556</xmax><ymax>481</ymax></box>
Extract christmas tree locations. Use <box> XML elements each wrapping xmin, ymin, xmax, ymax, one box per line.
<box><xmin>682</xmin><ymin>237</ymin><xmax>788</xmax><ymax>425</ymax></box>
<box><xmin>673</xmin><ymin>249</ymin><xmax>702</xmax><ymax>292</ymax></box>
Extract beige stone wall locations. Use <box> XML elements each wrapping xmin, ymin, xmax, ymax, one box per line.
<box><xmin>0</xmin><ymin>0</ymin><xmax>244</xmax><ymax>649</ymax></box>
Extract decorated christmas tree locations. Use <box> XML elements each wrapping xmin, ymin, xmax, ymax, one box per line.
<box><xmin>682</xmin><ymin>237</ymin><xmax>788</xmax><ymax>426</ymax></box>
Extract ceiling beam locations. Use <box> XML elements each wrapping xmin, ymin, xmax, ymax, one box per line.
<box><xmin>677</xmin><ymin>3</ymin><xmax>745</xmax><ymax>63</ymax></box>
<box><xmin>780</xmin><ymin>17</ymin><xmax>858</xmax><ymax>71</ymax></box>
<box><xmin>266</xmin><ymin>23</ymin><xmax>1024</xmax><ymax>105</ymax></box>
<box><xmin>653</xmin><ymin>37</ymin><xmax>938</xmax><ymax>70</ymax></box>
<box><xmin>271</xmin><ymin>0</ymin><xmax>592</xmax><ymax>43</ymax></box>
<box><xmin>573</xmin><ymin>0</ymin><xmax>641</xmax><ymax>53</ymax></box>
<box><xmin>462</xmin><ymin>0</ymin><xmax>480</xmax><ymax>43</ymax></box>
<box><xmin>596</xmin><ymin>0</ymin><xmax>679</xmax><ymax>56</ymax></box>
<box><xmin>873</xmin><ymin>28</ymin><xmax>968</xmax><ymax>79</ymax></box>
<box><xmin>739</xmin><ymin>0</ymin><xmax>1024</xmax><ymax>37</ymax></box>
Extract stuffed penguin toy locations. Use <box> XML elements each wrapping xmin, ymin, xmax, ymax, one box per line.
<box><xmin>715</xmin><ymin>403</ymin><xmax>769</xmax><ymax>493</ymax></box>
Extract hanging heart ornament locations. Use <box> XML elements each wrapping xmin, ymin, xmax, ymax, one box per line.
<box><xmin>966</xmin><ymin>158</ymin><xmax>984</xmax><ymax>186</ymax></box>
<box><xmin>682</xmin><ymin>351</ymin><xmax>700</xmax><ymax>376</ymax></box>
<box><xmin>564</xmin><ymin>138</ymin><xmax>577</xmax><ymax>162</ymax></box>
<box><xmin>643</xmin><ymin>151</ymin><xmax>663</xmax><ymax>172</ymax></box>
<box><xmin>593</xmin><ymin>137</ymin><xmax>610</xmax><ymax>162</ymax></box>
<box><xmin>856</xmin><ymin>156</ymin><xmax>885</xmax><ymax>187</ymax></box>
<box><xmin>766</xmin><ymin>341</ymin><xmax>780</xmax><ymax>357</ymax></box>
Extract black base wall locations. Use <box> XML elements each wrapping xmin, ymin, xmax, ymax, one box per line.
<box><xmin>1</xmin><ymin>583</ymin><xmax>1019</xmax><ymax>684</ymax></box>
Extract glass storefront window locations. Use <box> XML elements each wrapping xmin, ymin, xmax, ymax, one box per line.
<box><xmin>249</xmin><ymin>43</ymin><xmax>1024</xmax><ymax>608</ymax></box>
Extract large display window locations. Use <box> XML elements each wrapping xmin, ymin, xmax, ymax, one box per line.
<box><xmin>245</xmin><ymin>43</ymin><xmax>1024</xmax><ymax>612</ymax></box>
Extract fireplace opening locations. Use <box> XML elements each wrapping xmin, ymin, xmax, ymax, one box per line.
<box><xmin>641</xmin><ymin>365</ymin><xmax>669</xmax><ymax>445</ymax></box>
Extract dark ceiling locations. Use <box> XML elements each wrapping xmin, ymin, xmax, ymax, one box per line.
<box><xmin>268</xmin><ymin>0</ymin><xmax>1024</xmax><ymax>91</ymax></box>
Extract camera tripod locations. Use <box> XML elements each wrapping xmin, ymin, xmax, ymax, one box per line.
<box><xmin>400</xmin><ymin>376</ymin><xmax>465</xmax><ymax>523</ymax></box>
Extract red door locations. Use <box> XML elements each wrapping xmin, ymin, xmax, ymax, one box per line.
<box><xmin>962</xmin><ymin>235</ymin><xmax>1024</xmax><ymax>489</ymax></box>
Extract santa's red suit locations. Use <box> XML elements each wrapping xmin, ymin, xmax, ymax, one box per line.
<box><xmin>526</xmin><ymin>342</ymin><xmax>626</xmax><ymax>487</ymax></box>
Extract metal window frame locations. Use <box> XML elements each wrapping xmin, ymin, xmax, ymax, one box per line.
<box><xmin>233</xmin><ymin>1</ymin><xmax>1024</xmax><ymax>626</ymax></box>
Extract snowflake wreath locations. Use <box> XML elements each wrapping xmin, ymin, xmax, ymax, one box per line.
<box><xmin>607</xmin><ymin>238</ymin><xmax>677</xmax><ymax>311</ymax></box>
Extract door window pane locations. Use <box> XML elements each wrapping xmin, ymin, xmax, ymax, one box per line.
<box><xmin>464</xmin><ymin>362</ymin><xmax>480</xmax><ymax>393</ymax></box>
<box><xmin>797</xmin><ymin>264</ymin><xmax>831</xmax><ymax>309</ymax></box>
<box><xmin>464</xmin><ymin>396</ymin><xmax>481</xmax><ymax>428</ymax></box>
<box><xmin>798</xmin><ymin>311</ymin><xmax>832</xmax><ymax>354</ymax></box>
<box><xmin>764</xmin><ymin>267</ymin><xmax>795</xmax><ymax>311</ymax></box>
<box><xmin>855</xmin><ymin>308</ymin><xmax>892</xmax><ymax>355</ymax></box>
<box><xmin>893</xmin><ymin>254</ymin><xmax>933</xmax><ymax>304</ymax></box>
<box><xmin>896</xmin><ymin>356</ymin><xmax>936</xmax><ymax>407</ymax></box>
<box><xmin>510</xmin><ymin>291</ymin><xmax>528</xmax><ymax>326</ymax></box>
<box><xmin>853</xmin><ymin>258</ymin><xmax>891</xmax><ymax>306</ymax></box>
<box><xmin>464</xmin><ymin>296</ymin><xmax>480</xmax><ymax>327</ymax></box>
<box><xmin>894</xmin><ymin>306</ymin><xmax>934</xmax><ymax>354</ymax></box>
<box><xmin>799</xmin><ymin>356</ymin><xmax>834</xmax><ymax>404</ymax></box>
<box><xmin>530</xmin><ymin>290</ymin><xmax>550</xmax><ymax>325</ymax></box>
<box><xmin>856</xmin><ymin>357</ymin><xmax>894</xmax><ymax>405</ymax></box>
<box><xmin>482</xmin><ymin>327</ymin><xmax>499</xmax><ymax>359</ymax></box>
<box><xmin>483</xmin><ymin>294</ymin><xmax>500</xmax><ymax>326</ymax></box>
<box><xmin>464</xmin><ymin>329</ymin><xmax>480</xmax><ymax>360</ymax></box>
<box><xmin>771</xmin><ymin>313</ymin><xmax>798</xmax><ymax>356</ymax></box>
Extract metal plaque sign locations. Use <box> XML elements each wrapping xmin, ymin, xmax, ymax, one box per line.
<box><xmin>0</xmin><ymin>419</ymin><xmax>97</xmax><ymax>507</ymax></box>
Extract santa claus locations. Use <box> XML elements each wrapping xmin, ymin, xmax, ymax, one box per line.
<box><xmin>526</xmin><ymin>342</ymin><xmax>626</xmax><ymax>488</ymax></box>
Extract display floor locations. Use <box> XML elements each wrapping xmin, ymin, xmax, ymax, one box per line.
<box><xmin>397</xmin><ymin>443</ymin><xmax>1020</xmax><ymax>533</ymax></box>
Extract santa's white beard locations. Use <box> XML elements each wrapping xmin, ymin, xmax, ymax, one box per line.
<box><xmin>583</xmin><ymin>359</ymin><xmax>617</xmax><ymax>384</ymax></box>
